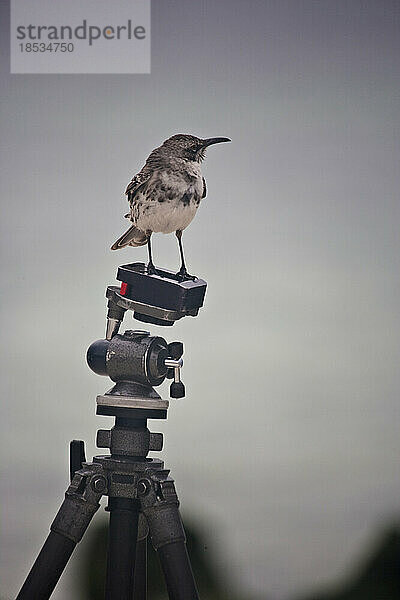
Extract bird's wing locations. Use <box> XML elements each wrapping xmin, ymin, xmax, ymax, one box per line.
<box><xmin>125</xmin><ymin>143</ymin><xmax>164</xmax><ymax>203</ymax></box>
<box><xmin>202</xmin><ymin>177</ymin><xmax>207</xmax><ymax>199</ymax></box>
<box><xmin>124</xmin><ymin>168</ymin><xmax>153</xmax><ymax>224</ymax></box>
<box><xmin>125</xmin><ymin>169</ymin><xmax>152</xmax><ymax>201</ymax></box>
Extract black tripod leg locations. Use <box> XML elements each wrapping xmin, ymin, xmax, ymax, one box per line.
<box><xmin>16</xmin><ymin>532</ymin><xmax>76</xmax><ymax>600</ymax></box>
<box><xmin>133</xmin><ymin>513</ymin><xmax>148</xmax><ymax>599</ymax></box>
<box><xmin>105</xmin><ymin>497</ymin><xmax>140</xmax><ymax>600</ymax></box>
<box><xmin>140</xmin><ymin>474</ymin><xmax>199</xmax><ymax>600</ymax></box>
<box><xmin>16</xmin><ymin>464</ymin><xmax>105</xmax><ymax>600</ymax></box>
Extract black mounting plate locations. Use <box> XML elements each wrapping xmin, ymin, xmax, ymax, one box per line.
<box><xmin>112</xmin><ymin>262</ymin><xmax>207</xmax><ymax>326</ymax></box>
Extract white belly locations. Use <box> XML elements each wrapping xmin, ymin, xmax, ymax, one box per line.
<box><xmin>136</xmin><ymin>199</ymin><xmax>198</xmax><ymax>234</ymax></box>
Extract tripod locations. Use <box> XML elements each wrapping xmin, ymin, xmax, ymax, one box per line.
<box><xmin>16</xmin><ymin>263</ymin><xmax>207</xmax><ymax>600</ymax></box>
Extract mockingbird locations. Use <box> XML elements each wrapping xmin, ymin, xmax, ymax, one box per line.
<box><xmin>111</xmin><ymin>133</ymin><xmax>230</xmax><ymax>279</ymax></box>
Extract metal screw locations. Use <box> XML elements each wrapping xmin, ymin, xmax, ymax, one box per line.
<box><xmin>125</xmin><ymin>330</ymin><xmax>150</xmax><ymax>338</ymax></box>
<box><xmin>137</xmin><ymin>479</ymin><xmax>150</xmax><ymax>496</ymax></box>
<box><xmin>91</xmin><ymin>475</ymin><xmax>107</xmax><ymax>493</ymax></box>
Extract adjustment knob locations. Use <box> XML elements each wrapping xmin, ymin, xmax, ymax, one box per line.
<box><xmin>165</xmin><ymin>355</ymin><xmax>185</xmax><ymax>399</ymax></box>
<box><xmin>170</xmin><ymin>381</ymin><xmax>185</xmax><ymax>399</ymax></box>
<box><xmin>168</xmin><ymin>342</ymin><xmax>184</xmax><ymax>359</ymax></box>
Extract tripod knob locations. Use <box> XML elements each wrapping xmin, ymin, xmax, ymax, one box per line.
<box><xmin>165</xmin><ymin>355</ymin><xmax>185</xmax><ymax>399</ymax></box>
<box><xmin>170</xmin><ymin>381</ymin><xmax>185</xmax><ymax>399</ymax></box>
<box><xmin>166</xmin><ymin>342</ymin><xmax>184</xmax><ymax>379</ymax></box>
<box><xmin>168</xmin><ymin>342</ymin><xmax>184</xmax><ymax>358</ymax></box>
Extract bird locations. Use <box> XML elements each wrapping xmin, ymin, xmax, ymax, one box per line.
<box><xmin>111</xmin><ymin>133</ymin><xmax>231</xmax><ymax>280</ymax></box>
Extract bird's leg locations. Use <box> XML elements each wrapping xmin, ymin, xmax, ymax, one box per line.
<box><xmin>175</xmin><ymin>230</ymin><xmax>196</xmax><ymax>281</ymax></box>
<box><xmin>147</xmin><ymin>234</ymin><xmax>157</xmax><ymax>275</ymax></box>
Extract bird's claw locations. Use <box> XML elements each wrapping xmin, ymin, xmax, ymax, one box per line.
<box><xmin>176</xmin><ymin>269</ymin><xmax>197</xmax><ymax>282</ymax></box>
<box><xmin>146</xmin><ymin>263</ymin><xmax>159</xmax><ymax>276</ymax></box>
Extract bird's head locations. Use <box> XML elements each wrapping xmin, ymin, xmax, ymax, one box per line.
<box><xmin>161</xmin><ymin>134</ymin><xmax>231</xmax><ymax>162</ymax></box>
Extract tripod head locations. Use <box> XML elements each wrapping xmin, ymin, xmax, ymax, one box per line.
<box><xmin>87</xmin><ymin>263</ymin><xmax>207</xmax><ymax>421</ymax></box>
<box><xmin>87</xmin><ymin>329</ymin><xmax>185</xmax><ymax>399</ymax></box>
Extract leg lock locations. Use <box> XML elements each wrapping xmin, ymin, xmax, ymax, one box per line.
<box><xmin>51</xmin><ymin>464</ymin><xmax>106</xmax><ymax>543</ymax></box>
<box><xmin>139</xmin><ymin>472</ymin><xmax>186</xmax><ymax>550</ymax></box>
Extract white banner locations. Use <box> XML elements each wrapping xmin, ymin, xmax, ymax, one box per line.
<box><xmin>11</xmin><ymin>0</ymin><xmax>151</xmax><ymax>73</ymax></box>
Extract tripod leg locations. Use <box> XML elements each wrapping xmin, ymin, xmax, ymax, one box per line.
<box><xmin>139</xmin><ymin>474</ymin><xmax>199</xmax><ymax>600</ymax></box>
<box><xmin>16</xmin><ymin>532</ymin><xmax>76</xmax><ymax>600</ymax></box>
<box><xmin>105</xmin><ymin>497</ymin><xmax>140</xmax><ymax>600</ymax></box>
<box><xmin>157</xmin><ymin>543</ymin><xmax>198</xmax><ymax>599</ymax></box>
<box><xmin>133</xmin><ymin>513</ymin><xmax>148</xmax><ymax>599</ymax></box>
<box><xmin>16</xmin><ymin>464</ymin><xmax>105</xmax><ymax>600</ymax></box>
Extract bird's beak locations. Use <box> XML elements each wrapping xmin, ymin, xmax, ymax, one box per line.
<box><xmin>201</xmin><ymin>137</ymin><xmax>231</xmax><ymax>147</ymax></box>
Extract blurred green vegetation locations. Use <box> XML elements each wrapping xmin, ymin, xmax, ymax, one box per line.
<box><xmin>298</xmin><ymin>526</ymin><xmax>400</xmax><ymax>600</ymax></box>
<box><xmin>4</xmin><ymin>521</ymin><xmax>399</xmax><ymax>600</ymax></box>
<box><xmin>77</xmin><ymin>517</ymin><xmax>400</xmax><ymax>600</ymax></box>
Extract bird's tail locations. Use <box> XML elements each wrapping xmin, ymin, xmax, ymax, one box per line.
<box><xmin>111</xmin><ymin>224</ymin><xmax>148</xmax><ymax>250</ymax></box>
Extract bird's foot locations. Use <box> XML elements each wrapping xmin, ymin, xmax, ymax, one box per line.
<box><xmin>146</xmin><ymin>262</ymin><xmax>159</xmax><ymax>276</ymax></box>
<box><xmin>176</xmin><ymin>268</ymin><xmax>197</xmax><ymax>282</ymax></box>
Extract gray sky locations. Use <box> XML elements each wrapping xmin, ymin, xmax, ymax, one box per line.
<box><xmin>1</xmin><ymin>1</ymin><xmax>400</xmax><ymax>598</ymax></box>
